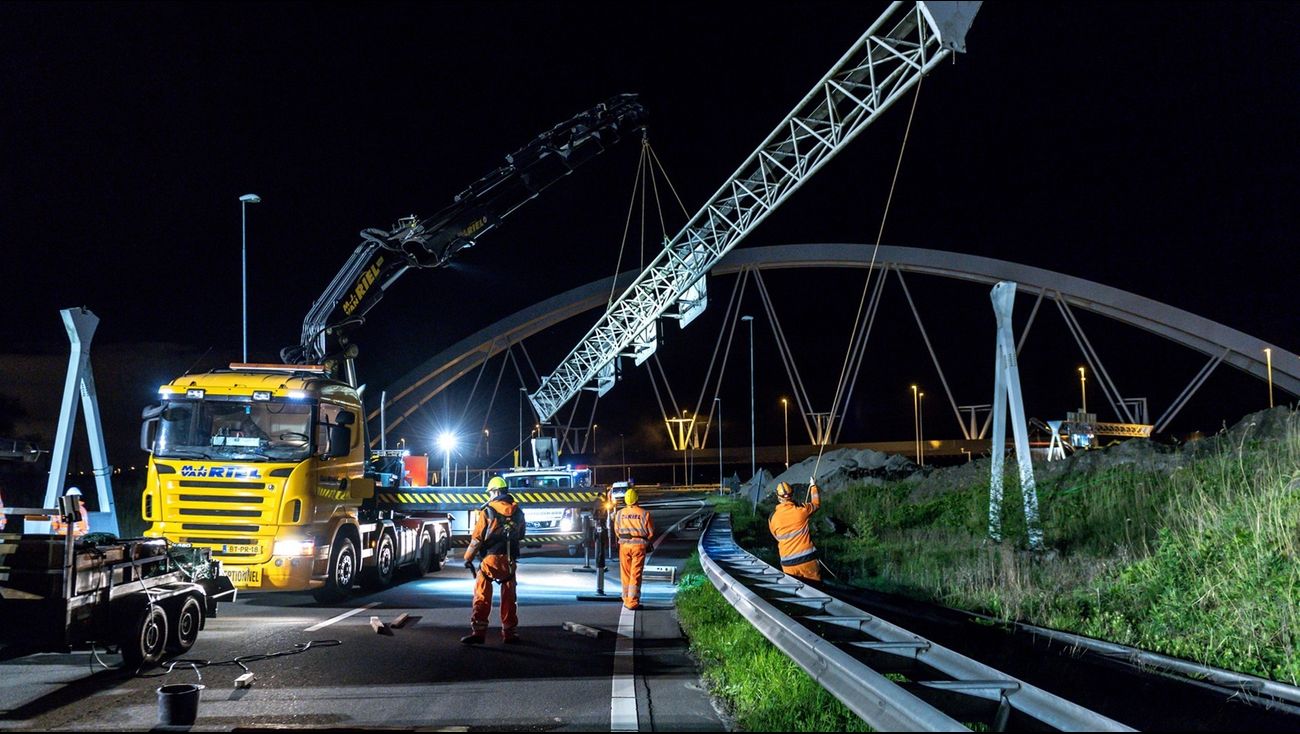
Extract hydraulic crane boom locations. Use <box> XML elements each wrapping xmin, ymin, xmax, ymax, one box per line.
<box><xmin>282</xmin><ymin>94</ymin><xmax>648</xmax><ymax>382</ymax></box>
<box><xmin>529</xmin><ymin>2</ymin><xmax>980</xmax><ymax>422</ymax></box>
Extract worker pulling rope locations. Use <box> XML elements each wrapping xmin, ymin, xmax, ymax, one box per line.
<box><xmin>808</xmin><ymin>76</ymin><xmax>926</xmax><ymax>497</ymax></box>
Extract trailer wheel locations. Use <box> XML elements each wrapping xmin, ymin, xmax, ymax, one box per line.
<box><xmin>360</xmin><ymin>532</ymin><xmax>396</xmax><ymax>589</ymax></box>
<box><xmin>312</xmin><ymin>536</ymin><xmax>357</xmax><ymax>603</ymax></box>
<box><xmin>118</xmin><ymin>604</ymin><xmax>169</xmax><ymax>670</ymax></box>
<box><xmin>167</xmin><ymin>595</ymin><xmax>204</xmax><ymax>654</ymax></box>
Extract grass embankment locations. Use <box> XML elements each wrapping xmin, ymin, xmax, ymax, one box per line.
<box><xmin>674</xmin><ymin>498</ymin><xmax>869</xmax><ymax>732</ymax></box>
<box><xmin>813</xmin><ymin>408</ymin><xmax>1300</xmax><ymax>684</ymax></box>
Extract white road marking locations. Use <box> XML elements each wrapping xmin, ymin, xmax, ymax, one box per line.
<box><xmin>609</xmin><ymin>499</ymin><xmax>708</xmax><ymax>731</ymax></box>
<box><xmin>610</xmin><ymin>603</ymin><xmax>638</xmax><ymax>731</ymax></box>
<box><xmin>303</xmin><ymin>601</ymin><xmax>381</xmax><ymax>632</ymax></box>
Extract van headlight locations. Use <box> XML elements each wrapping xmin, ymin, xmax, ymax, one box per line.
<box><xmin>272</xmin><ymin>539</ymin><xmax>315</xmax><ymax>556</ymax></box>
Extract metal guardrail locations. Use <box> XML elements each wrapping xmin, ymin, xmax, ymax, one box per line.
<box><xmin>698</xmin><ymin>514</ymin><xmax>1134</xmax><ymax>731</ymax></box>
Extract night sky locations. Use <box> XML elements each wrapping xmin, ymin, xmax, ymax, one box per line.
<box><xmin>2</xmin><ymin>2</ymin><xmax>1297</xmax><ymax>471</ymax></box>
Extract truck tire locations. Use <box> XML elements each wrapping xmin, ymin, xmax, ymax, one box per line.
<box><xmin>166</xmin><ymin>595</ymin><xmax>204</xmax><ymax>654</ymax></box>
<box><xmin>412</xmin><ymin>530</ymin><xmax>435</xmax><ymax>576</ymax></box>
<box><xmin>312</xmin><ymin>536</ymin><xmax>357</xmax><ymax>603</ymax></box>
<box><xmin>433</xmin><ymin>534</ymin><xmax>449</xmax><ymax>573</ymax></box>
<box><xmin>118</xmin><ymin>604</ymin><xmax>168</xmax><ymax>670</ymax></box>
<box><xmin>360</xmin><ymin>532</ymin><xmax>396</xmax><ymax>590</ymax></box>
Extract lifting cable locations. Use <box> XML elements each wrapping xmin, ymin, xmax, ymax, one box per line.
<box><xmin>810</xmin><ymin>75</ymin><xmax>925</xmax><ymax>487</ymax></box>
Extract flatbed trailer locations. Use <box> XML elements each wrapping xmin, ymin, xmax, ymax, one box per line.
<box><xmin>0</xmin><ymin>507</ymin><xmax>234</xmax><ymax>669</ymax></box>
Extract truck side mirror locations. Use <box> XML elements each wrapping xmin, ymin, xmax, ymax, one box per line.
<box><xmin>140</xmin><ymin>403</ymin><xmax>163</xmax><ymax>452</ymax></box>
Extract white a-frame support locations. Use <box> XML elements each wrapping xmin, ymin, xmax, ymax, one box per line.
<box><xmin>988</xmin><ymin>283</ymin><xmax>1044</xmax><ymax>550</ymax></box>
<box><xmin>32</xmin><ymin>308</ymin><xmax>119</xmax><ymax>535</ymax></box>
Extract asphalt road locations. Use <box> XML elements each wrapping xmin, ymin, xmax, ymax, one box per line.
<box><xmin>0</xmin><ymin>496</ymin><xmax>725</xmax><ymax>731</ymax></box>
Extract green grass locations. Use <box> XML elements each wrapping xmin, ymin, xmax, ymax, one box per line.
<box><xmin>675</xmin><ymin>552</ymin><xmax>870</xmax><ymax>732</ymax></box>
<box><xmin>807</xmin><ymin>408</ymin><xmax>1300</xmax><ymax>684</ymax></box>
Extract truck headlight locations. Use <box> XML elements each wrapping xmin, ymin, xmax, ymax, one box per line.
<box><xmin>272</xmin><ymin>539</ymin><xmax>315</xmax><ymax>556</ymax></box>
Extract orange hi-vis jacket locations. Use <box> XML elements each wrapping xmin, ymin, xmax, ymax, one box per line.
<box><xmin>768</xmin><ymin>484</ymin><xmax>821</xmax><ymax>567</ymax></box>
<box><xmin>614</xmin><ymin>504</ymin><xmax>655</xmax><ymax>546</ymax></box>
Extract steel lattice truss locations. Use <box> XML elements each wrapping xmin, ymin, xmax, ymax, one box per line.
<box><xmin>530</xmin><ymin>1</ymin><xmax>978</xmax><ymax>421</ymax></box>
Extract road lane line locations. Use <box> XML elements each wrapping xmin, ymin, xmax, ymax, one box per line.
<box><xmin>609</xmin><ymin>499</ymin><xmax>708</xmax><ymax>730</ymax></box>
<box><xmin>304</xmin><ymin>601</ymin><xmax>381</xmax><ymax>632</ymax></box>
<box><xmin>611</xmin><ymin>603</ymin><xmax>638</xmax><ymax>731</ymax></box>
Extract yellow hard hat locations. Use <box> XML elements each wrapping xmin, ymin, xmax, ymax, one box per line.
<box><xmin>624</xmin><ymin>488</ymin><xmax>639</xmax><ymax>506</ymax></box>
<box><xmin>776</xmin><ymin>482</ymin><xmax>793</xmax><ymax>499</ymax></box>
<box><xmin>487</xmin><ymin>476</ymin><xmax>508</xmax><ymax>493</ymax></box>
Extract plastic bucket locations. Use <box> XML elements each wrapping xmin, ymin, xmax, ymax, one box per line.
<box><xmin>157</xmin><ymin>683</ymin><xmax>205</xmax><ymax>726</ymax></box>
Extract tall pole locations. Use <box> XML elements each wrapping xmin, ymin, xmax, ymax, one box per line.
<box><xmin>715</xmin><ymin>397</ymin><xmax>723</xmax><ymax>495</ymax></box>
<box><xmin>1265</xmin><ymin>347</ymin><xmax>1274</xmax><ymax>408</ymax></box>
<box><xmin>620</xmin><ymin>433</ymin><xmax>627</xmax><ymax>482</ymax></box>
<box><xmin>518</xmin><ymin>387</ymin><xmax>525</xmax><ymax>463</ymax></box>
<box><xmin>911</xmin><ymin>385</ymin><xmax>919</xmax><ymax>464</ymax></box>
<box><xmin>781</xmin><ymin>397</ymin><xmax>789</xmax><ymax>469</ymax></box>
<box><xmin>919</xmin><ymin>391</ymin><xmax>925</xmax><ymax>467</ymax></box>
<box><xmin>742</xmin><ymin>315</ymin><xmax>755</xmax><ymax>481</ymax></box>
<box><xmin>1078</xmin><ymin>366</ymin><xmax>1087</xmax><ymax>413</ymax></box>
<box><xmin>238</xmin><ymin>193</ymin><xmax>260</xmax><ymax>363</ymax></box>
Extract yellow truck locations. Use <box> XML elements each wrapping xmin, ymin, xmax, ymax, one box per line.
<box><xmin>140</xmin><ymin>365</ymin><xmax>450</xmax><ymax>601</ymax></box>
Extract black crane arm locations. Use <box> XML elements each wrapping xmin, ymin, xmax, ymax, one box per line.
<box><xmin>282</xmin><ymin>94</ymin><xmax>647</xmax><ymax>375</ymax></box>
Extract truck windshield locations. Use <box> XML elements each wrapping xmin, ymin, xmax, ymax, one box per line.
<box><xmin>154</xmin><ymin>399</ymin><xmax>314</xmax><ymax>462</ymax></box>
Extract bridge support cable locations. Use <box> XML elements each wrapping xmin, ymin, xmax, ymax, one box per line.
<box><xmin>528</xmin><ymin>2</ymin><xmax>980</xmax><ymax>422</ymax></box>
<box><xmin>691</xmin><ymin>268</ymin><xmax>753</xmax><ymax>448</ymax></box>
<box><xmin>1054</xmin><ymin>296</ymin><xmax>1137</xmax><ymax>423</ymax></box>
<box><xmin>752</xmin><ymin>270</ymin><xmax>821</xmax><ymax>444</ymax></box>
<box><xmin>455</xmin><ymin>343</ymin><xmax>497</xmax><ymax>429</ymax></box>
<box><xmin>833</xmin><ymin>264</ymin><xmax>889</xmax><ymax>444</ymax></box>
<box><xmin>1154</xmin><ymin>348</ymin><xmax>1229</xmax><ymax>434</ymax></box>
<box><xmin>476</xmin><ymin>347</ymin><xmax>513</xmax><ymax>456</ymax></box>
<box><xmin>895</xmin><ymin>267</ymin><xmax>972</xmax><ymax>440</ymax></box>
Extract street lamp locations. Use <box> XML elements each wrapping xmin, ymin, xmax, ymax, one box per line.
<box><xmin>919</xmin><ymin>391</ymin><xmax>925</xmax><ymax>467</ymax></box>
<box><xmin>620</xmin><ymin>433</ymin><xmax>627</xmax><ymax>482</ymax></box>
<box><xmin>1265</xmin><ymin>347</ymin><xmax>1274</xmax><ymax>408</ymax></box>
<box><xmin>781</xmin><ymin>397</ymin><xmax>789</xmax><ymax>469</ymax></box>
<box><xmin>741</xmin><ymin>315</ymin><xmax>755</xmax><ymax>482</ymax></box>
<box><xmin>483</xmin><ymin>428</ymin><xmax>490</xmax><ymax>457</ymax></box>
<box><xmin>911</xmin><ymin>385</ymin><xmax>919</xmax><ymax>465</ymax></box>
<box><xmin>437</xmin><ymin>432</ymin><xmax>457</xmax><ymax>487</ymax></box>
<box><xmin>239</xmin><ymin>193</ymin><xmax>260</xmax><ymax>362</ymax></box>
<box><xmin>1078</xmin><ymin>366</ymin><xmax>1087</xmax><ymax>413</ymax></box>
<box><xmin>591</xmin><ymin>424</ymin><xmax>598</xmax><ymax>454</ymax></box>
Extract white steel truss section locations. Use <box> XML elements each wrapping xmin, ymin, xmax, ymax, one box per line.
<box><xmin>530</xmin><ymin>2</ymin><xmax>981</xmax><ymax>421</ymax></box>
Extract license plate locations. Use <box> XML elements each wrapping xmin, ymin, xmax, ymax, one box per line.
<box><xmin>221</xmin><ymin>544</ymin><xmax>259</xmax><ymax>554</ymax></box>
<box><xmin>224</xmin><ymin>567</ymin><xmax>261</xmax><ymax>586</ymax></box>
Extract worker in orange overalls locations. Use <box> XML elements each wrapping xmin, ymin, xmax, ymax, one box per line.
<box><xmin>461</xmin><ymin>476</ymin><xmax>525</xmax><ymax>644</ymax></box>
<box><xmin>768</xmin><ymin>481</ymin><xmax>821</xmax><ymax>581</ymax></box>
<box><xmin>613</xmin><ymin>487</ymin><xmax>655</xmax><ymax>610</ymax></box>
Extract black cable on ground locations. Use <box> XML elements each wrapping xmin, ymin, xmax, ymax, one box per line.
<box><xmin>136</xmin><ymin>639</ymin><xmax>343</xmax><ymax>680</ymax></box>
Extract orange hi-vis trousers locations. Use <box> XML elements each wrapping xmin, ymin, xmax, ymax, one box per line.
<box><xmin>471</xmin><ymin>554</ymin><xmax>517</xmax><ymax>637</ymax></box>
<box><xmin>782</xmin><ymin>559</ymin><xmax>821</xmax><ymax>582</ymax></box>
<box><xmin>619</xmin><ymin>541</ymin><xmax>648</xmax><ymax>608</ymax></box>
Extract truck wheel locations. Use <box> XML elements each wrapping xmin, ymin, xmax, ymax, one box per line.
<box><xmin>412</xmin><ymin>530</ymin><xmax>435</xmax><ymax>576</ymax></box>
<box><xmin>312</xmin><ymin>536</ymin><xmax>357</xmax><ymax>603</ymax></box>
<box><xmin>167</xmin><ymin>595</ymin><xmax>204</xmax><ymax>654</ymax></box>
<box><xmin>118</xmin><ymin>604</ymin><xmax>168</xmax><ymax>670</ymax></box>
<box><xmin>361</xmin><ymin>532</ymin><xmax>396</xmax><ymax>589</ymax></box>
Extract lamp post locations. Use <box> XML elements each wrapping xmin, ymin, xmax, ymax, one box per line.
<box><xmin>483</xmin><ymin>428</ymin><xmax>490</xmax><ymax>457</ymax></box>
<box><xmin>591</xmin><ymin>423</ymin><xmax>598</xmax><ymax>454</ymax></box>
<box><xmin>919</xmin><ymin>391</ymin><xmax>925</xmax><ymax>467</ymax></box>
<box><xmin>620</xmin><ymin>433</ymin><xmax>627</xmax><ymax>482</ymax></box>
<box><xmin>715</xmin><ymin>397</ymin><xmax>723</xmax><ymax>495</ymax></box>
<box><xmin>741</xmin><ymin>315</ymin><xmax>755</xmax><ymax>481</ymax></box>
<box><xmin>1265</xmin><ymin>347</ymin><xmax>1274</xmax><ymax>408</ymax></box>
<box><xmin>781</xmin><ymin>397</ymin><xmax>789</xmax><ymax>469</ymax></box>
<box><xmin>238</xmin><ymin>193</ymin><xmax>260</xmax><ymax>362</ymax></box>
<box><xmin>437</xmin><ymin>432</ymin><xmax>456</xmax><ymax>487</ymax></box>
<box><xmin>518</xmin><ymin>388</ymin><xmax>525</xmax><ymax>457</ymax></box>
<box><xmin>1078</xmin><ymin>366</ymin><xmax>1087</xmax><ymax>413</ymax></box>
<box><xmin>911</xmin><ymin>385</ymin><xmax>920</xmax><ymax>465</ymax></box>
